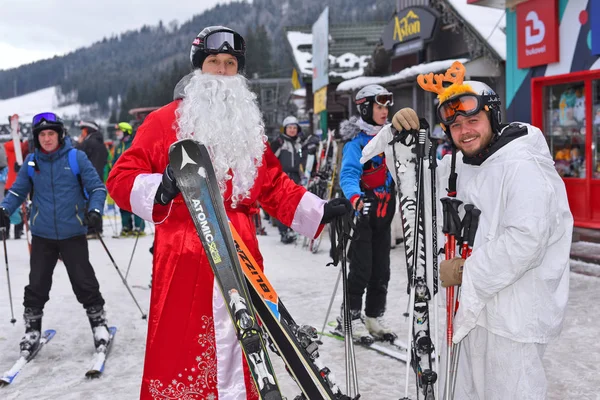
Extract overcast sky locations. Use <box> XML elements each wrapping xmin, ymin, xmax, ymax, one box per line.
<box><xmin>0</xmin><ymin>0</ymin><xmax>232</xmax><ymax>70</ymax></box>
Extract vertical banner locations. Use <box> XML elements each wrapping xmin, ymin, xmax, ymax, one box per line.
<box><xmin>593</xmin><ymin>0</ymin><xmax>600</xmax><ymax>55</ymax></box>
<box><xmin>312</xmin><ymin>7</ymin><xmax>329</xmax><ymax>92</ymax></box>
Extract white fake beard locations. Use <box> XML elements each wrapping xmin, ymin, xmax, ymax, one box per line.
<box><xmin>175</xmin><ymin>71</ymin><xmax>267</xmax><ymax>207</ymax></box>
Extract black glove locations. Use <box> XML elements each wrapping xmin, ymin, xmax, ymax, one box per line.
<box><xmin>320</xmin><ymin>198</ymin><xmax>352</xmax><ymax>224</ymax></box>
<box><xmin>14</xmin><ymin>161</ymin><xmax>20</xmax><ymax>173</ymax></box>
<box><xmin>154</xmin><ymin>164</ymin><xmax>179</xmax><ymax>206</ymax></box>
<box><xmin>0</xmin><ymin>207</ymin><xmax>10</xmax><ymax>229</ymax></box>
<box><xmin>85</xmin><ymin>209</ymin><xmax>103</xmax><ymax>230</ymax></box>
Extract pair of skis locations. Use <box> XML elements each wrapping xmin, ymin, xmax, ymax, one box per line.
<box><xmin>169</xmin><ymin>139</ymin><xmax>352</xmax><ymax>400</ymax></box>
<box><xmin>0</xmin><ymin>327</ymin><xmax>117</xmax><ymax>386</ymax></box>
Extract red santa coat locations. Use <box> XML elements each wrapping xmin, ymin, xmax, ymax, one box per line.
<box><xmin>107</xmin><ymin>100</ymin><xmax>326</xmax><ymax>400</ymax></box>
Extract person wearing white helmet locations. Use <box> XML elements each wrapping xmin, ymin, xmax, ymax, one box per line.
<box><xmin>337</xmin><ymin>84</ymin><xmax>419</xmax><ymax>343</ymax></box>
<box><xmin>271</xmin><ymin>115</ymin><xmax>303</xmax><ymax>243</ymax></box>
<box><xmin>389</xmin><ymin>61</ymin><xmax>571</xmax><ymax>400</ymax></box>
<box><xmin>106</xmin><ymin>25</ymin><xmax>352</xmax><ymax>399</ymax></box>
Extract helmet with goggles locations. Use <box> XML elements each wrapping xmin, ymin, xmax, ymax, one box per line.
<box><xmin>355</xmin><ymin>84</ymin><xmax>393</xmax><ymax>126</ymax></box>
<box><xmin>31</xmin><ymin>112</ymin><xmax>66</xmax><ymax>149</ymax></box>
<box><xmin>417</xmin><ymin>61</ymin><xmax>502</xmax><ymax>135</ymax></box>
<box><xmin>190</xmin><ymin>26</ymin><xmax>246</xmax><ymax>72</ymax></box>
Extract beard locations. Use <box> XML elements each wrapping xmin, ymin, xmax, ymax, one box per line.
<box><xmin>175</xmin><ymin>71</ymin><xmax>267</xmax><ymax>207</ymax></box>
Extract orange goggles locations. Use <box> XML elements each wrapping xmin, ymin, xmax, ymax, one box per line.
<box><xmin>437</xmin><ymin>94</ymin><xmax>482</xmax><ymax>125</ymax></box>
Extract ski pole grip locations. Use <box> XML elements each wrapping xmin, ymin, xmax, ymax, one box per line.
<box><xmin>441</xmin><ymin>198</ymin><xmax>451</xmax><ymax>234</ymax></box>
<box><xmin>468</xmin><ymin>208</ymin><xmax>481</xmax><ymax>248</ymax></box>
<box><xmin>462</xmin><ymin>204</ymin><xmax>474</xmax><ymax>243</ymax></box>
<box><xmin>448</xmin><ymin>199</ymin><xmax>463</xmax><ymax>238</ymax></box>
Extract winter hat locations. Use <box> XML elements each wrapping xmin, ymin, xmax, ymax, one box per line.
<box><xmin>79</xmin><ymin>120</ymin><xmax>100</xmax><ymax>133</ymax></box>
<box><xmin>116</xmin><ymin>122</ymin><xmax>133</xmax><ymax>135</ymax></box>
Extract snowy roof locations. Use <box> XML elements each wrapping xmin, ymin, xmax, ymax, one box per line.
<box><xmin>446</xmin><ymin>0</ymin><xmax>506</xmax><ymax>60</ymax></box>
<box><xmin>286</xmin><ymin>22</ymin><xmax>386</xmax><ymax>80</ymax></box>
<box><xmin>336</xmin><ymin>58</ymin><xmax>469</xmax><ymax>92</ymax></box>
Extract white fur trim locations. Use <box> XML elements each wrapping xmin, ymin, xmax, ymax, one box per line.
<box><xmin>291</xmin><ymin>192</ymin><xmax>327</xmax><ymax>239</ymax></box>
<box><xmin>130</xmin><ymin>173</ymin><xmax>171</xmax><ymax>223</ymax></box>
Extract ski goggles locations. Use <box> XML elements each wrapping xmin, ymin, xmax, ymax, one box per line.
<box><xmin>437</xmin><ymin>94</ymin><xmax>483</xmax><ymax>125</ymax></box>
<box><xmin>32</xmin><ymin>112</ymin><xmax>63</xmax><ymax>128</ymax></box>
<box><xmin>374</xmin><ymin>93</ymin><xmax>394</xmax><ymax>107</ymax></box>
<box><xmin>203</xmin><ymin>31</ymin><xmax>245</xmax><ymax>55</ymax></box>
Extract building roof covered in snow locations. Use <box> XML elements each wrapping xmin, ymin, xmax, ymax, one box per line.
<box><xmin>285</xmin><ymin>21</ymin><xmax>387</xmax><ymax>81</ymax></box>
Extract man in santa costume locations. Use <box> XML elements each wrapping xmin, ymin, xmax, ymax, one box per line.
<box><xmin>106</xmin><ymin>26</ymin><xmax>351</xmax><ymax>399</ymax></box>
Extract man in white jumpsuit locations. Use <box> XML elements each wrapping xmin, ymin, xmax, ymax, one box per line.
<box><xmin>398</xmin><ymin>61</ymin><xmax>573</xmax><ymax>399</ymax></box>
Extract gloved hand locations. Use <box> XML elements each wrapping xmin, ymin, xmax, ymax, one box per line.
<box><xmin>154</xmin><ymin>164</ymin><xmax>180</xmax><ymax>206</ymax></box>
<box><xmin>84</xmin><ymin>209</ymin><xmax>103</xmax><ymax>230</ymax></box>
<box><xmin>392</xmin><ymin>108</ymin><xmax>420</xmax><ymax>132</ymax></box>
<box><xmin>14</xmin><ymin>161</ymin><xmax>21</xmax><ymax>173</ymax></box>
<box><xmin>320</xmin><ymin>198</ymin><xmax>352</xmax><ymax>224</ymax></box>
<box><xmin>0</xmin><ymin>207</ymin><xmax>10</xmax><ymax>229</ymax></box>
<box><xmin>440</xmin><ymin>256</ymin><xmax>465</xmax><ymax>287</ymax></box>
<box><xmin>352</xmin><ymin>195</ymin><xmax>374</xmax><ymax>217</ymax></box>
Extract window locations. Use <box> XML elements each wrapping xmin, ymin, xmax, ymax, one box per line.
<box><xmin>593</xmin><ymin>80</ymin><xmax>600</xmax><ymax>179</ymax></box>
<box><xmin>543</xmin><ymin>82</ymin><xmax>586</xmax><ymax>178</ymax></box>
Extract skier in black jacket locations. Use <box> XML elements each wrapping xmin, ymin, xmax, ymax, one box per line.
<box><xmin>77</xmin><ymin>120</ymin><xmax>108</xmax><ymax>238</ymax></box>
<box><xmin>77</xmin><ymin>121</ymin><xmax>108</xmax><ymax>181</ymax></box>
<box><xmin>270</xmin><ymin>116</ymin><xmax>303</xmax><ymax>243</ymax></box>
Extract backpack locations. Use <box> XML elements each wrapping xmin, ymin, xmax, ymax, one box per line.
<box><xmin>27</xmin><ymin>149</ymin><xmax>89</xmax><ymax>200</ymax></box>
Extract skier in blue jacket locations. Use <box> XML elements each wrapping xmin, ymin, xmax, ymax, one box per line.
<box><xmin>0</xmin><ymin>112</ymin><xmax>109</xmax><ymax>357</ymax></box>
<box><xmin>338</xmin><ymin>84</ymin><xmax>419</xmax><ymax>343</ymax></box>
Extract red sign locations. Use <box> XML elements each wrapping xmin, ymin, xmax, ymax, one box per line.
<box><xmin>516</xmin><ymin>0</ymin><xmax>559</xmax><ymax>69</ymax></box>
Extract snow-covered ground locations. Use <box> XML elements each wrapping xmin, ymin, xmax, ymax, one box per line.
<box><xmin>0</xmin><ymin>219</ymin><xmax>598</xmax><ymax>399</ymax></box>
<box><xmin>0</xmin><ymin>86</ymin><xmax>88</xmax><ymax>121</ymax></box>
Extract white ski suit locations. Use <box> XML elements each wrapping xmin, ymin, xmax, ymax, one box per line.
<box><xmin>436</xmin><ymin>122</ymin><xmax>572</xmax><ymax>400</ymax></box>
<box><xmin>361</xmin><ymin>122</ymin><xmax>572</xmax><ymax>400</ymax></box>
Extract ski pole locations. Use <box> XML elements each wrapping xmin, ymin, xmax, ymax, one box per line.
<box><xmin>428</xmin><ymin>134</ymin><xmax>441</xmax><ymax>399</ymax></box>
<box><xmin>1</xmin><ymin>227</ymin><xmax>17</xmax><ymax>324</ymax></box>
<box><xmin>335</xmin><ymin>213</ymin><xmax>360</xmax><ymax>398</ymax></box>
<box><xmin>449</xmin><ymin>205</ymin><xmax>480</xmax><ymax>399</ymax></box>
<box><xmin>440</xmin><ymin>197</ymin><xmax>462</xmax><ymax>400</ymax></box>
<box><xmin>96</xmin><ymin>233</ymin><xmax>147</xmax><ymax>320</ymax></box>
<box><xmin>125</xmin><ymin>232</ymin><xmax>140</xmax><ymax>280</ymax></box>
<box><xmin>318</xmin><ymin>267</ymin><xmax>342</xmax><ymax>343</ymax></box>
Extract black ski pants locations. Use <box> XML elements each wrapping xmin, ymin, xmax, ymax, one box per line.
<box><xmin>347</xmin><ymin>191</ymin><xmax>395</xmax><ymax>318</ymax></box>
<box><xmin>24</xmin><ymin>235</ymin><xmax>105</xmax><ymax>310</ymax></box>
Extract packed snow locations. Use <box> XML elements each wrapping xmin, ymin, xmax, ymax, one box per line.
<box><xmin>0</xmin><ymin>86</ymin><xmax>89</xmax><ymax>122</ymax></box>
<box><xmin>0</xmin><ymin>218</ymin><xmax>598</xmax><ymax>399</ymax></box>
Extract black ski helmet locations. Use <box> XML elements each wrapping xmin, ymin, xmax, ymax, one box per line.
<box><xmin>31</xmin><ymin>112</ymin><xmax>66</xmax><ymax>149</ymax></box>
<box><xmin>190</xmin><ymin>26</ymin><xmax>246</xmax><ymax>72</ymax></box>
<box><xmin>355</xmin><ymin>84</ymin><xmax>393</xmax><ymax>126</ymax></box>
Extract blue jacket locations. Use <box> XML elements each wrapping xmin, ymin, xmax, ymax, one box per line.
<box><xmin>340</xmin><ymin>130</ymin><xmax>394</xmax><ymax>202</ymax></box>
<box><xmin>1</xmin><ymin>138</ymin><xmax>107</xmax><ymax>240</ymax></box>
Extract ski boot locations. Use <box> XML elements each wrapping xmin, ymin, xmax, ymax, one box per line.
<box><xmin>337</xmin><ymin>309</ymin><xmax>374</xmax><ymax>344</ymax></box>
<box><xmin>132</xmin><ymin>228</ymin><xmax>146</xmax><ymax>237</ymax></box>
<box><xmin>120</xmin><ymin>228</ymin><xmax>132</xmax><ymax>237</ymax></box>
<box><xmin>365</xmin><ymin>315</ymin><xmax>398</xmax><ymax>342</ymax></box>
<box><xmin>20</xmin><ymin>307</ymin><xmax>43</xmax><ymax>358</ymax></box>
<box><xmin>280</xmin><ymin>229</ymin><xmax>296</xmax><ymax>244</ymax></box>
<box><xmin>87</xmin><ymin>305</ymin><xmax>110</xmax><ymax>352</ymax></box>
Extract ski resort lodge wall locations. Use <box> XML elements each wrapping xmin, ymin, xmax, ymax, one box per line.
<box><xmin>335</xmin><ymin>0</ymin><xmax>506</xmax><ymax>139</ymax></box>
<box><xmin>504</xmin><ymin>0</ymin><xmax>600</xmax><ymax>228</ymax></box>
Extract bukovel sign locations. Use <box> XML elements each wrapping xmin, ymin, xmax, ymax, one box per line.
<box><xmin>382</xmin><ymin>6</ymin><xmax>438</xmax><ymax>52</ymax></box>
